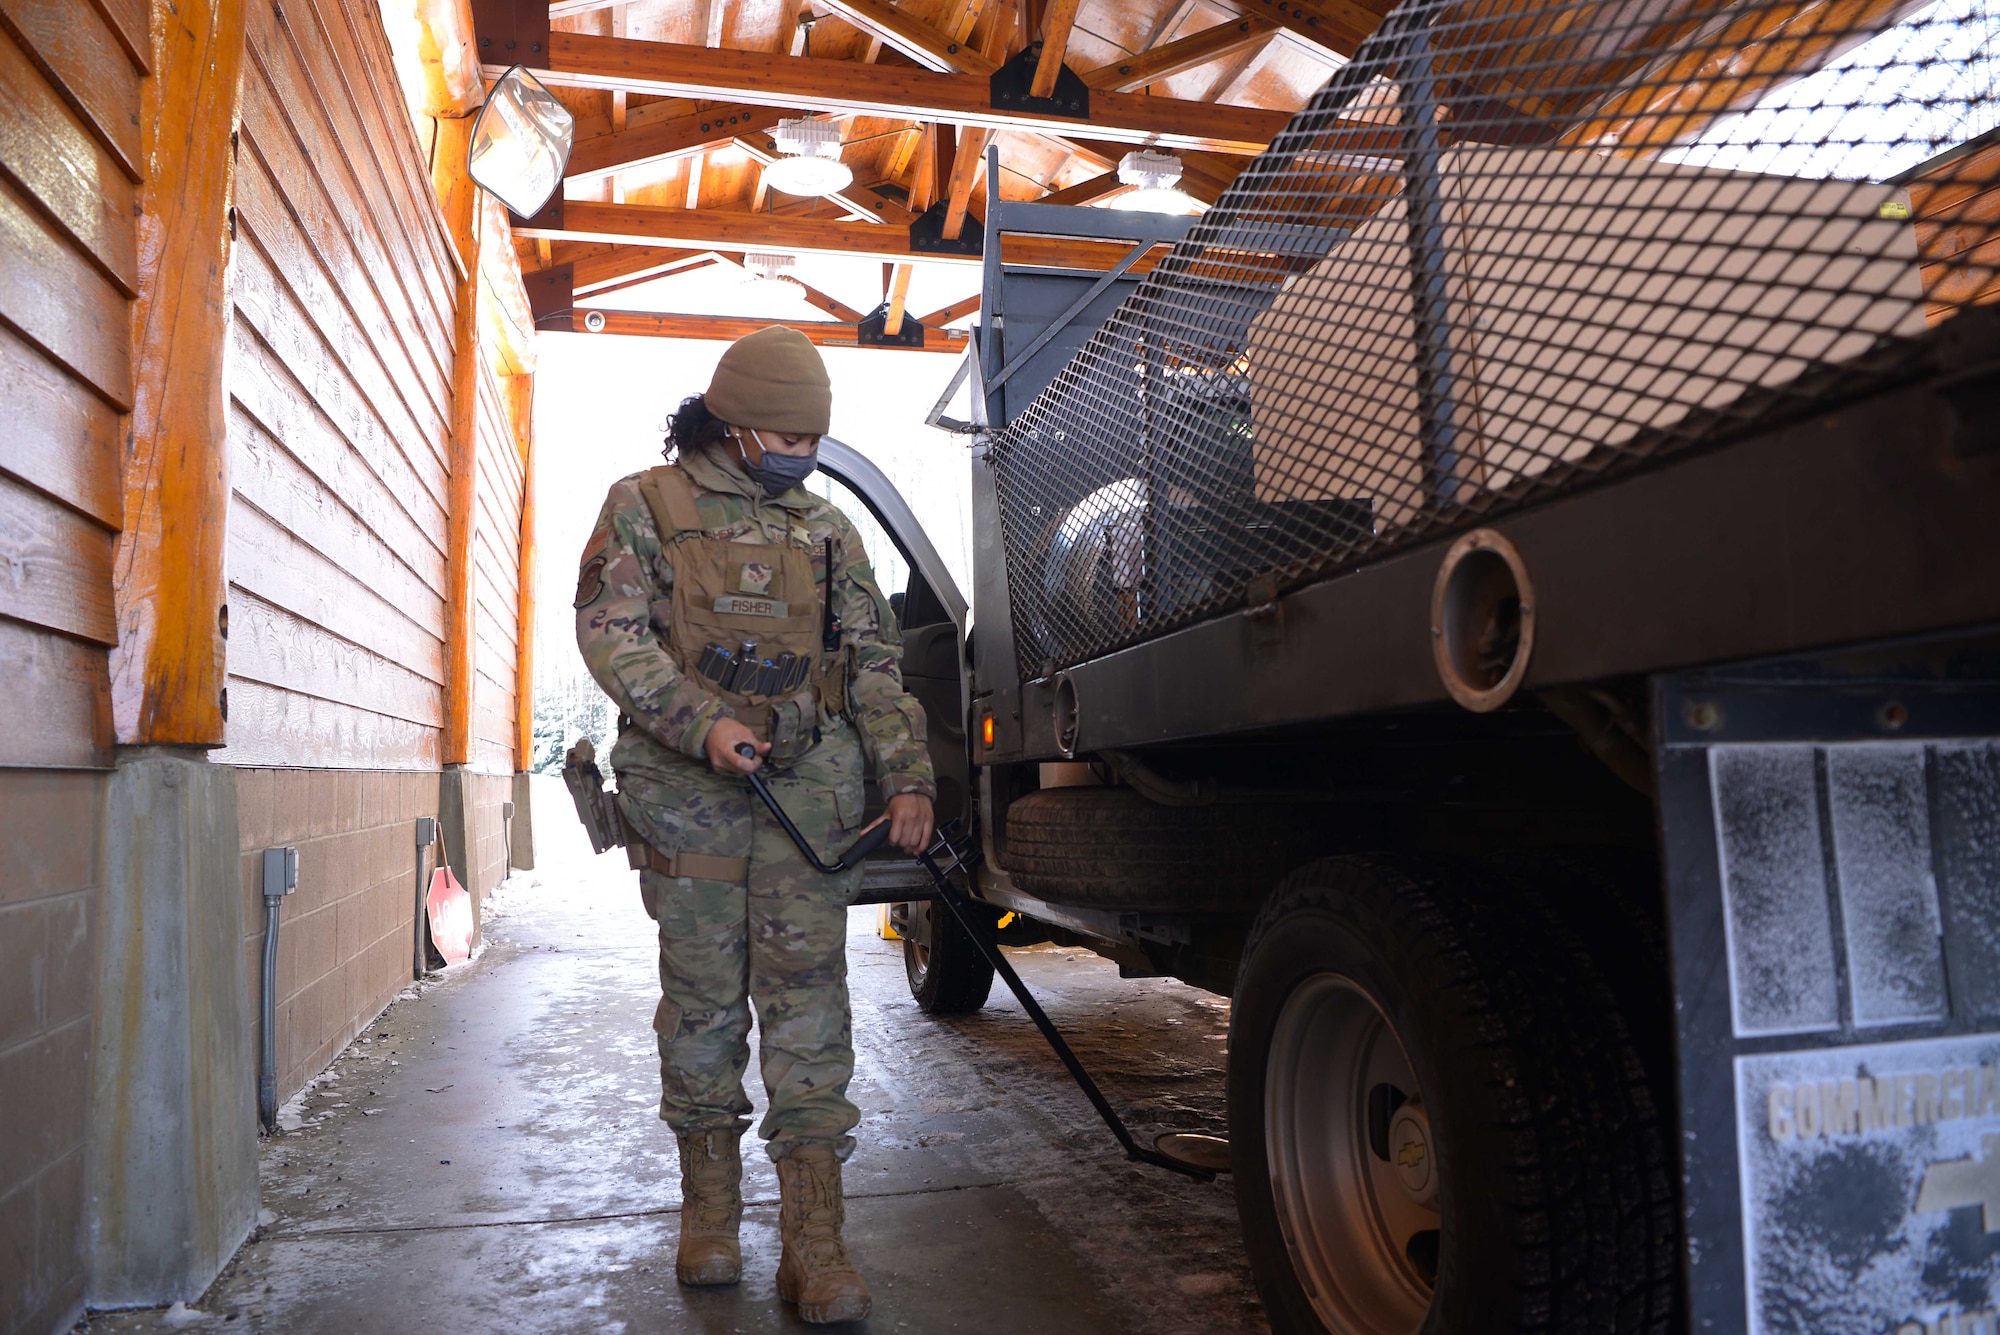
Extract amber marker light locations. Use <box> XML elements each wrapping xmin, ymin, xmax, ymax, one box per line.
<box><xmin>981</xmin><ymin>713</ymin><xmax>995</xmax><ymax>748</ymax></box>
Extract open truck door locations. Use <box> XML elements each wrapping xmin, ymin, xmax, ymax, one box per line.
<box><xmin>811</xmin><ymin>440</ymin><xmax>996</xmax><ymax>1011</ymax></box>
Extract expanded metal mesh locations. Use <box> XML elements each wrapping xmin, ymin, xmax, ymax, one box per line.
<box><xmin>988</xmin><ymin>0</ymin><xmax>2000</xmax><ymax>680</ymax></box>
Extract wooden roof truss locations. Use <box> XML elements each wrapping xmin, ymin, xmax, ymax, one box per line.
<box><xmin>486</xmin><ymin>0</ymin><xmax>1927</xmax><ymax>345</ymax></box>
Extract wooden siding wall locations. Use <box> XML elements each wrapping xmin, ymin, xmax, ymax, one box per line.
<box><xmin>0</xmin><ymin>0</ymin><xmax>143</xmax><ymax>1327</ymax></box>
<box><xmin>218</xmin><ymin>0</ymin><xmax>523</xmax><ymax>772</ymax></box>
<box><xmin>0</xmin><ymin>0</ymin><xmax>144</xmax><ymax>769</ymax></box>
<box><xmin>472</xmin><ymin>361</ymin><xmax>523</xmax><ymax>775</ymax></box>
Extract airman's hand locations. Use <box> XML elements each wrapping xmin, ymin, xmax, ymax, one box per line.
<box><xmin>874</xmin><ymin>793</ymin><xmax>935</xmax><ymax>856</ymax></box>
<box><xmin>705</xmin><ymin>717</ymin><xmax>769</xmax><ymax>774</ymax></box>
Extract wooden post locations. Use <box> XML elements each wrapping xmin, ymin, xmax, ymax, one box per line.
<box><xmin>111</xmin><ymin>0</ymin><xmax>251</xmax><ymax>745</ymax></box>
<box><xmin>883</xmin><ymin>263</ymin><xmax>914</xmax><ymax>336</ymax></box>
<box><xmin>1031</xmin><ymin>0</ymin><xmax>1081</xmax><ymax>98</ymax></box>
<box><xmin>511</xmin><ymin>373</ymin><xmax>536</xmax><ymax>770</ymax></box>
<box><xmin>436</xmin><ymin>112</ymin><xmax>481</xmax><ymax>768</ymax></box>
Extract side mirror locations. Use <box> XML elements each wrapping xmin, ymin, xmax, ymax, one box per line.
<box><xmin>467</xmin><ymin>65</ymin><xmax>574</xmax><ymax>219</ymax></box>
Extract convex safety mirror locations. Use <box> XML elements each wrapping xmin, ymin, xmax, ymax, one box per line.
<box><xmin>467</xmin><ymin>65</ymin><xmax>574</xmax><ymax>219</ymax></box>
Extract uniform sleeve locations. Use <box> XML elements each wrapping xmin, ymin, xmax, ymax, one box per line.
<box><xmin>830</xmin><ymin>511</ymin><xmax>938</xmax><ymax>801</ymax></box>
<box><xmin>573</xmin><ymin>477</ymin><xmax>733</xmax><ymax>760</ymax></box>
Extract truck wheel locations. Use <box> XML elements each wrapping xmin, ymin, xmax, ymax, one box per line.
<box><xmin>901</xmin><ymin>900</ymin><xmax>995</xmax><ymax>1014</ymax></box>
<box><xmin>1228</xmin><ymin>856</ymin><xmax>1676</xmax><ymax>1335</ymax></box>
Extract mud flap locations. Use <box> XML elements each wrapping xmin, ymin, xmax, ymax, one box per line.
<box><xmin>1657</xmin><ymin>632</ymin><xmax>2000</xmax><ymax>1333</ymax></box>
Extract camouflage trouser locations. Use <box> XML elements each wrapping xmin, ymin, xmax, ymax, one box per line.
<box><xmin>616</xmin><ymin>719</ymin><xmax>867</xmax><ymax>1163</ymax></box>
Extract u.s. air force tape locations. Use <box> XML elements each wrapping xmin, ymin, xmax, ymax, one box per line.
<box><xmin>713</xmin><ymin>594</ymin><xmax>788</xmax><ymax>617</ymax></box>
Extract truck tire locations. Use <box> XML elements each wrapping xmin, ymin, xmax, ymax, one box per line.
<box><xmin>901</xmin><ymin>899</ymin><xmax>995</xmax><ymax>1014</ymax></box>
<box><xmin>1228</xmin><ymin>855</ymin><xmax>1676</xmax><ymax>1335</ymax></box>
<box><xmin>1488</xmin><ymin>849</ymin><xmax>1677</xmax><ymax>1126</ymax></box>
<box><xmin>1002</xmin><ymin>787</ymin><xmax>1323</xmax><ymax>909</ymax></box>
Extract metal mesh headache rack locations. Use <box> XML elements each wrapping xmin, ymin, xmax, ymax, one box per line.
<box><xmin>984</xmin><ymin>0</ymin><xmax>2000</xmax><ymax>681</ymax></box>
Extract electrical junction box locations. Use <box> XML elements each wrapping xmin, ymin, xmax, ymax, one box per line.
<box><xmin>261</xmin><ymin>846</ymin><xmax>298</xmax><ymax>899</ymax></box>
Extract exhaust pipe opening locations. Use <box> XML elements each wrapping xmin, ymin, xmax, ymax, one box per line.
<box><xmin>1432</xmin><ymin>529</ymin><xmax>1535</xmax><ymax>713</ymax></box>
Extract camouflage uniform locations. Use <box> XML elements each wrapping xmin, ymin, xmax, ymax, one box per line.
<box><xmin>575</xmin><ymin>442</ymin><xmax>935</xmax><ymax>1163</ymax></box>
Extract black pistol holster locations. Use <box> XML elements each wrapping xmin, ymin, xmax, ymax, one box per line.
<box><xmin>562</xmin><ymin>738</ymin><xmax>750</xmax><ymax>888</ymax></box>
<box><xmin>562</xmin><ymin>738</ymin><xmax>631</xmax><ymax>858</ymax></box>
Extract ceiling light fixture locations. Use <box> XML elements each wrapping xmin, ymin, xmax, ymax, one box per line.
<box><xmin>743</xmin><ymin>252</ymin><xmax>800</xmax><ymax>290</ymax></box>
<box><xmin>466</xmin><ymin>65</ymin><xmax>575</xmax><ymax>218</ymax></box>
<box><xmin>1109</xmin><ymin>148</ymin><xmax>1199</xmax><ymax>215</ymax></box>
<box><xmin>761</xmin><ymin>117</ymin><xmax>853</xmax><ymax>198</ymax></box>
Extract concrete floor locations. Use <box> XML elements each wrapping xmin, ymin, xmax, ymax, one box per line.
<box><xmin>86</xmin><ymin>797</ymin><xmax>1268</xmax><ymax>1334</ymax></box>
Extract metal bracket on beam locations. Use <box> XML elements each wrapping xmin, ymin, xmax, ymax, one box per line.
<box><xmin>469</xmin><ymin>0</ymin><xmax>550</xmax><ymax>71</ymax></box>
<box><xmin>857</xmin><ymin>303</ymin><xmax>926</xmax><ymax>348</ymax></box>
<box><xmin>909</xmin><ymin>202</ymin><xmax>984</xmax><ymax>257</ymax></box>
<box><xmin>525</xmin><ymin>262</ymin><xmax>575</xmax><ymax>332</ymax></box>
<box><xmin>509</xmin><ymin>189</ymin><xmax>564</xmax><ymax>232</ymax></box>
<box><xmin>989</xmin><ymin>43</ymin><xmax>1090</xmax><ymax>120</ymax></box>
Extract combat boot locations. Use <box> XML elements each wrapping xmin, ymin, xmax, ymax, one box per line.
<box><xmin>674</xmin><ymin>1129</ymin><xmax>743</xmax><ymax>1285</ymax></box>
<box><xmin>775</xmin><ymin>1144</ymin><xmax>871</xmax><ymax>1324</ymax></box>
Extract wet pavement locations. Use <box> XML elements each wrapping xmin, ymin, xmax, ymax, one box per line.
<box><xmin>85</xmin><ymin>785</ymin><xmax>1268</xmax><ymax>1334</ymax></box>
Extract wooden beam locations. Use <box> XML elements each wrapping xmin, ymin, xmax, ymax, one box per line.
<box><xmin>112</xmin><ymin>0</ymin><xmax>249</xmax><ymax>744</ymax></box>
<box><xmin>609</xmin><ymin>5</ymin><xmax>627</xmax><ymax>131</ymax></box>
<box><xmin>699</xmin><ymin>0</ymin><xmax>724</xmax><ymax>47</ymax></box>
<box><xmin>520</xmin><ymin>202</ymin><xmax>1167</xmax><ymax>271</ymax></box>
<box><xmin>411</xmin><ymin>0</ymin><xmax>482</xmax><ymax>115</ymax></box>
<box><xmin>550</xmin><ymin>0</ymin><xmax>618</xmax><ymax>17</ymax></box>
<box><xmin>1245</xmin><ymin>0</ymin><xmax>1388</xmax><ymax>59</ymax></box>
<box><xmin>917</xmin><ymin>293</ymin><xmax>980</xmax><ymax>326</ymax></box>
<box><xmin>882</xmin><ymin>263</ymin><xmax>914</xmax><ymax>335</ymax></box>
<box><xmin>520</xmin><ymin>35</ymin><xmax>1290</xmax><ymax>152</ymax></box>
<box><xmin>437</xmin><ymin>115</ymin><xmax>481</xmax><ymax>768</ymax></box>
<box><xmin>586</xmin><ymin>255</ymin><xmax>721</xmax><ymax>300</ymax></box>
<box><xmin>787</xmin><ymin>279</ymin><xmax>872</xmax><ymax>325</ymax></box>
<box><xmin>1030</xmin><ymin>0</ymin><xmax>1080</xmax><ymax>97</ymax></box>
<box><xmin>510</xmin><ymin>373</ymin><xmax>536</xmax><ymax>770</ymax></box>
<box><xmin>731</xmin><ymin>133</ymin><xmax>914</xmax><ymax>225</ymax></box>
<box><xmin>898</xmin><ymin>125</ymin><xmax>934</xmax><ymax>210</ymax></box>
<box><xmin>932</xmin><ymin>122</ymin><xmax>957</xmax><ymax>203</ymax></box>
<box><xmin>1039</xmin><ymin>169</ymin><xmax>1122</xmax><ymax>205</ymax></box>
<box><xmin>1081</xmin><ymin>17</ymin><xmax>1276</xmax><ymax>91</ymax></box>
<box><xmin>479</xmin><ymin>194</ymin><xmax>539</xmax><ymax>375</ymax></box>
<box><xmin>580</xmin><ymin>310</ymin><xmax>971</xmax><ymax>349</ymax></box>
<box><xmin>548</xmin><ymin>241</ymin><xmax>710</xmax><ymax>293</ymax></box>
<box><xmin>1139</xmin><ymin>0</ymin><xmax>1201</xmax><ymax>50</ymax></box>
<box><xmin>685</xmin><ymin>152</ymin><xmax>703</xmax><ymax>208</ymax></box>
<box><xmin>814</xmin><ymin>0</ymin><xmax>999</xmax><ymax>74</ymax></box>
<box><xmin>943</xmin><ymin>127</ymin><xmax>988</xmax><ymax>240</ymax></box>
<box><xmin>567</xmin><ymin>103</ymin><xmax>782</xmax><ymax>181</ymax></box>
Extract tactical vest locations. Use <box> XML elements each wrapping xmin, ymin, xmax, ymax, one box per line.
<box><xmin>637</xmin><ymin>464</ymin><xmax>849</xmax><ymax>768</ymax></box>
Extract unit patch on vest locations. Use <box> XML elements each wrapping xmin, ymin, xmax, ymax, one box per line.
<box><xmin>574</xmin><ymin>555</ymin><xmax>607</xmax><ymax>607</ymax></box>
<box><xmin>737</xmin><ymin>561</ymin><xmax>775</xmax><ymax>596</ymax></box>
<box><xmin>713</xmin><ymin>594</ymin><xmax>789</xmax><ymax>618</ymax></box>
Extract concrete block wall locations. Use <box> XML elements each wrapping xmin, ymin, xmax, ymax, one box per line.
<box><xmin>466</xmin><ymin>772</ymin><xmax>515</xmax><ymax>904</ymax></box>
<box><xmin>235</xmin><ymin>770</ymin><xmax>441</xmax><ymax>1106</ymax></box>
<box><xmin>0</xmin><ymin>770</ymin><xmax>103</xmax><ymax>1335</ymax></box>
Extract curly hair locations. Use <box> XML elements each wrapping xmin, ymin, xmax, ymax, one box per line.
<box><xmin>662</xmin><ymin>393</ymin><xmax>730</xmax><ymax>462</ymax></box>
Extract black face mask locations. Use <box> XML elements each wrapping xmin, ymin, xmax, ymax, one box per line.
<box><xmin>735</xmin><ymin>431</ymin><xmax>819</xmax><ymax>493</ymax></box>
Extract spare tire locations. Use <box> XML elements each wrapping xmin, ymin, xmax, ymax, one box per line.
<box><xmin>1002</xmin><ymin>786</ymin><xmax>1328</xmax><ymax>910</ymax></box>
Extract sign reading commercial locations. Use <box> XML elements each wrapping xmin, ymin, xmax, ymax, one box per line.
<box><xmin>1738</xmin><ymin>1036</ymin><xmax>2000</xmax><ymax>1335</ymax></box>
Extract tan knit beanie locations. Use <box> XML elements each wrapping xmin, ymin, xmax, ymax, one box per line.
<box><xmin>703</xmin><ymin>326</ymin><xmax>833</xmax><ymax>435</ymax></box>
